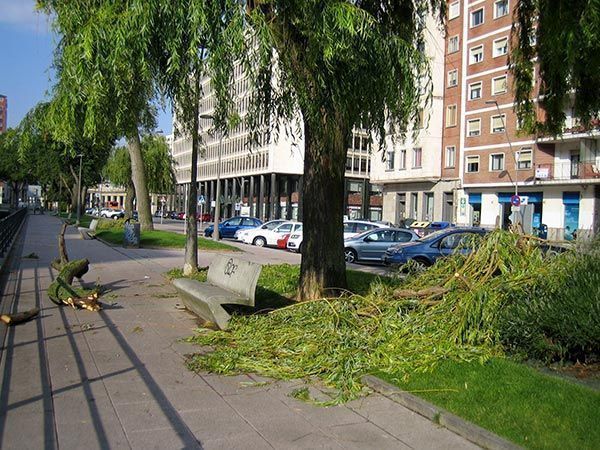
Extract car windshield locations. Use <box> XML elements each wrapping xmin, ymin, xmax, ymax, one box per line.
<box><xmin>416</xmin><ymin>229</ymin><xmax>454</xmax><ymax>242</ymax></box>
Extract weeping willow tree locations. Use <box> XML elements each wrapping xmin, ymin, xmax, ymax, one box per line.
<box><xmin>103</xmin><ymin>135</ymin><xmax>177</xmax><ymax>218</ymax></box>
<box><xmin>229</xmin><ymin>1</ymin><xmax>444</xmax><ymax>299</ymax></box>
<box><xmin>511</xmin><ymin>0</ymin><xmax>600</xmax><ymax>135</ymax></box>
<box><xmin>39</xmin><ymin>0</ymin><xmax>158</xmax><ymax>231</ymax></box>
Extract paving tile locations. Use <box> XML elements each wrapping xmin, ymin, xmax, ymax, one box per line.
<box><xmin>127</xmin><ymin>427</ymin><xmax>201</xmax><ymax>450</ymax></box>
<box><xmin>326</xmin><ymin>421</ymin><xmax>411</xmax><ymax>450</ymax></box>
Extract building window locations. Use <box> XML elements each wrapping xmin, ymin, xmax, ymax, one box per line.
<box><xmin>491</xmin><ymin>114</ymin><xmax>506</xmax><ymax>133</ymax></box>
<box><xmin>470</xmin><ymin>8</ymin><xmax>484</xmax><ymax>28</ymax></box>
<box><xmin>467</xmin><ymin>118</ymin><xmax>481</xmax><ymax>137</ymax></box>
<box><xmin>413</xmin><ymin>148</ymin><xmax>422</xmax><ymax>168</ymax></box>
<box><xmin>398</xmin><ymin>149</ymin><xmax>407</xmax><ymax>170</ymax></box>
<box><xmin>448</xmin><ymin>69</ymin><xmax>458</xmax><ymax>87</ymax></box>
<box><xmin>469</xmin><ymin>45</ymin><xmax>484</xmax><ymax>64</ymax></box>
<box><xmin>446</xmin><ymin>104</ymin><xmax>458</xmax><ymax>127</ymax></box>
<box><xmin>416</xmin><ymin>108</ymin><xmax>425</xmax><ymax>129</ymax></box>
<box><xmin>466</xmin><ymin>155</ymin><xmax>480</xmax><ymax>173</ymax></box>
<box><xmin>494</xmin><ymin>0</ymin><xmax>509</xmax><ymax>19</ymax></box>
<box><xmin>449</xmin><ymin>2</ymin><xmax>460</xmax><ymax>20</ymax></box>
<box><xmin>517</xmin><ymin>148</ymin><xmax>532</xmax><ymax>169</ymax></box>
<box><xmin>490</xmin><ymin>153</ymin><xmax>505</xmax><ymax>171</ymax></box>
<box><xmin>492</xmin><ymin>75</ymin><xmax>508</xmax><ymax>95</ymax></box>
<box><xmin>445</xmin><ymin>146</ymin><xmax>456</xmax><ymax>168</ymax></box>
<box><xmin>424</xmin><ymin>193</ymin><xmax>434</xmax><ymax>220</ymax></box>
<box><xmin>493</xmin><ymin>37</ymin><xmax>508</xmax><ymax>57</ymax></box>
<box><xmin>385</xmin><ymin>151</ymin><xmax>395</xmax><ymax>171</ymax></box>
<box><xmin>448</xmin><ymin>36</ymin><xmax>459</xmax><ymax>54</ymax></box>
<box><xmin>468</xmin><ymin>82</ymin><xmax>482</xmax><ymax>100</ymax></box>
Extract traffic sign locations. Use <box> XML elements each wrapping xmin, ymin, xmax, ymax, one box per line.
<box><xmin>198</xmin><ymin>195</ymin><xmax>205</xmax><ymax>204</ymax></box>
<box><xmin>510</xmin><ymin>195</ymin><xmax>521</xmax><ymax>207</ymax></box>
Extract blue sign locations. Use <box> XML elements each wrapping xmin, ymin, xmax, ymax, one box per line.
<box><xmin>198</xmin><ymin>195</ymin><xmax>205</xmax><ymax>204</ymax></box>
<box><xmin>510</xmin><ymin>195</ymin><xmax>521</xmax><ymax>207</ymax></box>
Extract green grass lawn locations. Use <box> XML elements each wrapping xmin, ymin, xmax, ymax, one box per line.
<box><xmin>58</xmin><ymin>212</ymin><xmax>94</xmax><ymax>228</ymax></box>
<box><xmin>166</xmin><ymin>263</ymin><xmax>393</xmax><ymax>309</ymax></box>
<box><xmin>96</xmin><ymin>229</ymin><xmax>240</xmax><ymax>252</ymax></box>
<box><xmin>376</xmin><ymin>358</ymin><xmax>600</xmax><ymax>450</ymax></box>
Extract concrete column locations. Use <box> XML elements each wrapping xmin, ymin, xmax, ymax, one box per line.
<box><xmin>285</xmin><ymin>176</ymin><xmax>293</xmax><ymax>220</ymax></box>
<box><xmin>232</xmin><ymin>178</ymin><xmax>238</xmax><ymax>216</ymax></box>
<box><xmin>258</xmin><ymin>174</ymin><xmax>265</xmax><ymax>221</ymax></box>
<box><xmin>249</xmin><ymin>176</ymin><xmax>255</xmax><ymax>217</ymax></box>
<box><xmin>362</xmin><ymin>179</ymin><xmax>369</xmax><ymax>219</ymax></box>
<box><xmin>270</xmin><ymin>173</ymin><xmax>277</xmax><ymax>220</ymax></box>
<box><xmin>298</xmin><ymin>176</ymin><xmax>304</xmax><ymax>222</ymax></box>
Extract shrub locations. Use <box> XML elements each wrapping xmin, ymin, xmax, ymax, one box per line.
<box><xmin>95</xmin><ymin>218</ymin><xmax>127</xmax><ymax>230</ymax></box>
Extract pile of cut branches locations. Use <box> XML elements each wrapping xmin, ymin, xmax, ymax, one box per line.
<box><xmin>47</xmin><ymin>223</ymin><xmax>101</xmax><ymax>311</ymax></box>
<box><xmin>187</xmin><ymin>231</ymin><xmax>598</xmax><ymax>403</ymax></box>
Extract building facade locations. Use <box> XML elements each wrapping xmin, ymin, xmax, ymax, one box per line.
<box><xmin>170</xmin><ymin>69</ymin><xmax>382</xmax><ymax>222</ymax></box>
<box><xmin>446</xmin><ymin>0</ymin><xmax>600</xmax><ymax>240</ymax></box>
<box><xmin>0</xmin><ymin>94</ymin><xmax>7</xmax><ymax>133</ymax></box>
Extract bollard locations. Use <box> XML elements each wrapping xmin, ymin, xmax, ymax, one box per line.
<box><xmin>123</xmin><ymin>218</ymin><xmax>141</xmax><ymax>248</ymax></box>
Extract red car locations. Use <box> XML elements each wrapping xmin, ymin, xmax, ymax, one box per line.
<box><xmin>196</xmin><ymin>213</ymin><xmax>212</xmax><ymax>222</ymax></box>
<box><xmin>277</xmin><ymin>233</ymin><xmax>291</xmax><ymax>249</ymax></box>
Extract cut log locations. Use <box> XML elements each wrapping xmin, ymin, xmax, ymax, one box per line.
<box><xmin>1</xmin><ymin>307</ymin><xmax>40</xmax><ymax>325</ymax></box>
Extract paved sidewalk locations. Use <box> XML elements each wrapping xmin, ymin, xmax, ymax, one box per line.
<box><xmin>0</xmin><ymin>214</ymin><xmax>478</xmax><ymax>449</ymax></box>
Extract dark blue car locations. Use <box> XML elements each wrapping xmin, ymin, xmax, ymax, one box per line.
<box><xmin>204</xmin><ymin>216</ymin><xmax>262</xmax><ymax>238</ymax></box>
<box><xmin>382</xmin><ymin>227</ymin><xmax>488</xmax><ymax>267</ymax></box>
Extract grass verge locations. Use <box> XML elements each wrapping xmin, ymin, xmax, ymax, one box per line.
<box><xmin>96</xmin><ymin>229</ymin><xmax>240</xmax><ymax>251</ymax></box>
<box><xmin>376</xmin><ymin>358</ymin><xmax>600</xmax><ymax>450</ymax></box>
<box><xmin>58</xmin><ymin>212</ymin><xmax>94</xmax><ymax>228</ymax></box>
<box><xmin>166</xmin><ymin>263</ymin><xmax>394</xmax><ymax>310</ymax></box>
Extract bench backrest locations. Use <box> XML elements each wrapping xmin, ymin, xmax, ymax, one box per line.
<box><xmin>207</xmin><ymin>255</ymin><xmax>262</xmax><ymax>305</ymax></box>
<box><xmin>89</xmin><ymin>219</ymin><xmax>99</xmax><ymax>231</ymax></box>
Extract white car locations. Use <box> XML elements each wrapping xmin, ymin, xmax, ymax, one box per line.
<box><xmin>244</xmin><ymin>221</ymin><xmax>302</xmax><ymax>247</ymax></box>
<box><xmin>235</xmin><ymin>219</ymin><xmax>286</xmax><ymax>242</ymax></box>
<box><xmin>287</xmin><ymin>220</ymin><xmax>391</xmax><ymax>253</ymax></box>
<box><xmin>100</xmin><ymin>208</ymin><xmax>125</xmax><ymax>220</ymax></box>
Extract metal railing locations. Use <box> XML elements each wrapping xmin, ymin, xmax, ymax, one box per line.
<box><xmin>0</xmin><ymin>208</ymin><xmax>27</xmax><ymax>257</ymax></box>
<box><xmin>535</xmin><ymin>160</ymin><xmax>600</xmax><ymax>181</ymax></box>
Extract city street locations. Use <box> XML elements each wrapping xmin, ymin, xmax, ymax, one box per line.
<box><xmin>151</xmin><ymin>217</ymin><xmax>395</xmax><ymax>276</ymax></box>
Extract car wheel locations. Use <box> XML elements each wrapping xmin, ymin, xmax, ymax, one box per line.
<box><xmin>101</xmin><ymin>214</ymin><xmax>107</xmax><ymax>218</ymax></box>
<box><xmin>344</xmin><ymin>248</ymin><xmax>358</xmax><ymax>263</ymax></box>
<box><xmin>298</xmin><ymin>243</ymin><xmax>303</xmax><ymax>254</ymax></box>
<box><xmin>253</xmin><ymin>236</ymin><xmax>266</xmax><ymax>247</ymax></box>
<box><xmin>112</xmin><ymin>215</ymin><xmax>119</xmax><ymax>220</ymax></box>
<box><xmin>412</xmin><ymin>257</ymin><xmax>431</xmax><ymax>270</ymax></box>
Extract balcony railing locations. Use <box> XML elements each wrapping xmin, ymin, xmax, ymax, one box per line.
<box><xmin>535</xmin><ymin>160</ymin><xmax>600</xmax><ymax>181</ymax></box>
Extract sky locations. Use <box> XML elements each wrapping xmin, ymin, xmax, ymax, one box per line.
<box><xmin>0</xmin><ymin>0</ymin><xmax>172</xmax><ymax>135</ymax></box>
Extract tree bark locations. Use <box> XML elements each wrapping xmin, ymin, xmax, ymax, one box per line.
<box><xmin>127</xmin><ymin>129</ymin><xmax>154</xmax><ymax>231</ymax></box>
<box><xmin>297</xmin><ymin>115</ymin><xmax>348</xmax><ymax>300</ymax></box>
<box><xmin>183</xmin><ymin>73</ymin><xmax>201</xmax><ymax>275</ymax></box>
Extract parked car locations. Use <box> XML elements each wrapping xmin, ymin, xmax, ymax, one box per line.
<box><xmin>176</xmin><ymin>211</ymin><xmax>185</xmax><ymax>220</ymax></box>
<box><xmin>100</xmin><ymin>208</ymin><xmax>125</xmax><ymax>220</ymax></box>
<box><xmin>344</xmin><ymin>228</ymin><xmax>419</xmax><ymax>263</ymax></box>
<box><xmin>243</xmin><ymin>221</ymin><xmax>302</xmax><ymax>247</ymax></box>
<box><xmin>343</xmin><ymin>220</ymin><xmax>391</xmax><ymax>239</ymax></box>
<box><xmin>235</xmin><ymin>219</ymin><xmax>286</xmax><ymax>242</ymax></box>
<box><xmin>382</xmin><ymin>227</ymin><xmax>488</xmax><ymax>267</ymax></box>
<box><xmin>197</xmin><ymin>213</ymin><xmax>212</xmax><ymax>222</ymax></box>
<box><xmin>288</xmin><ymin>220</ymin><xmax>390</xmax><ymax>253</ymax></box>
<box><xmin>277</xmin><ymin>233</ymin><xmax>291</xmax><ymax>249</ymax></box>
<box><xmin>204</xmin><ymin>216</ymin><xmax>262</xmax><ymax>238</ymax></box>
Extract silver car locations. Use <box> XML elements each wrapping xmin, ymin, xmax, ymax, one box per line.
<box><xmin>344</xmin><ymin>228</ymin><xmax>419</xmax><ymax>263</ymax></box>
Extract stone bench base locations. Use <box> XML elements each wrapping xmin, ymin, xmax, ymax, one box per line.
<box><xmin>173</xmin><ymin>278</ymin><xmax>249</xmax><ymax>330</ymax></box>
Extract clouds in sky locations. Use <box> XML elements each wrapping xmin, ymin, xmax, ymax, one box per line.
<box><xmin>0</xmin><ymin>0</ymin><xmax>51</xmax><ymax>32</ymax></box>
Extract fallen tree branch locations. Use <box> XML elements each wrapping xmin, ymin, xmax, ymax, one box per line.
<box><xmin>1</xmin><ymin>307</ymin><xmax>40</xmax><ymax>325</ymax></box>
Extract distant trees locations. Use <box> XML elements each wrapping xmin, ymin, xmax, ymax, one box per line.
<box><xmin>103</xmin><ymin>135</ymin><xmax>176</xmax><ymax>218</ymax></box>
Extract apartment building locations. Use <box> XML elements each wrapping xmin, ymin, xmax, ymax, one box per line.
<box><xmin>370</xmin><ymin>17</ymin><xmax>458</xmax><ymax>224</ymax></box>
<box><xmin>170</xmin><ymin>67</ymin><xmax>383</xmax><ymax>222</ymax></box>
<box><xmin>0</xmin><ymin>95</ymin><xmax>7</xmax><ymax>133</ymax></box>
<box><xmin>446</xmin><ymin>0</ymin><xmax>600</xmax><ymax>239</ymax></box>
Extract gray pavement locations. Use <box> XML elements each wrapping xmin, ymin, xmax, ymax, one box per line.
<box><xmin>0</xmin><ymin>214</ymin><xmax>478</xmax><ymax>449</ymax></box>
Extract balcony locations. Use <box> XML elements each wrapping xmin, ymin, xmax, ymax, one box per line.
<box><xmin>535</xmin><ymin>160</ymin><xmax>600</xmax><ymax>182</ymax></box>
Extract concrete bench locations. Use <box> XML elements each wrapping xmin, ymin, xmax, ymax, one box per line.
<box><xmin>78</xmin><ymin>219</ymin><xmax>99</xmax><ymax>240</ymax></box>
<box><xmin>173</xmin><ymin>255</ymin><xmax>262</xmax><ymax>330</ymax></box>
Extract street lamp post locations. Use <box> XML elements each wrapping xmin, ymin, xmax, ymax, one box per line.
<box><xmin>76</xmin><ymin>153</ymin><xmax>83</xmax><ymax>226</ymax></box>
<box><xmin>199</xmin><ymin>114</ymin><xmax>223</xmax><ymax>241</ymax></box>
<box><xmin>486</xmin><ymin>100</ymin><xmax>521</xmax><ymax>226</ymax></box>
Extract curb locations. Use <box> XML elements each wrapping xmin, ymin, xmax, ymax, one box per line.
<box><xmin>362</xmin><ymin>375</ymin><xmax>522</xmax><ymax>450</ymax></box>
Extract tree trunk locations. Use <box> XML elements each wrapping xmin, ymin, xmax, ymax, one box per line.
<box><xmin>127</xmin><ymin>129</ymin><xmax>154</xmax><ymax>231</ymax></box>
<box><xmin>298</xmin><ymin>115</ymin><xmax>348</xmax><ymax>300</ymax></box>
<box><xmin>125</xmin><ymin>181</ymin><xmax>135</xmax><ymax>219</ymax></box>
<box><xmin>70</xmin><ymin>181</ymin><xmax>78</xmax><ymax>213</ymax></box>
<box><xmin>183</xmin><ymin>73</ymin><xmax>201</xmax><ymax>275</ymax></box>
